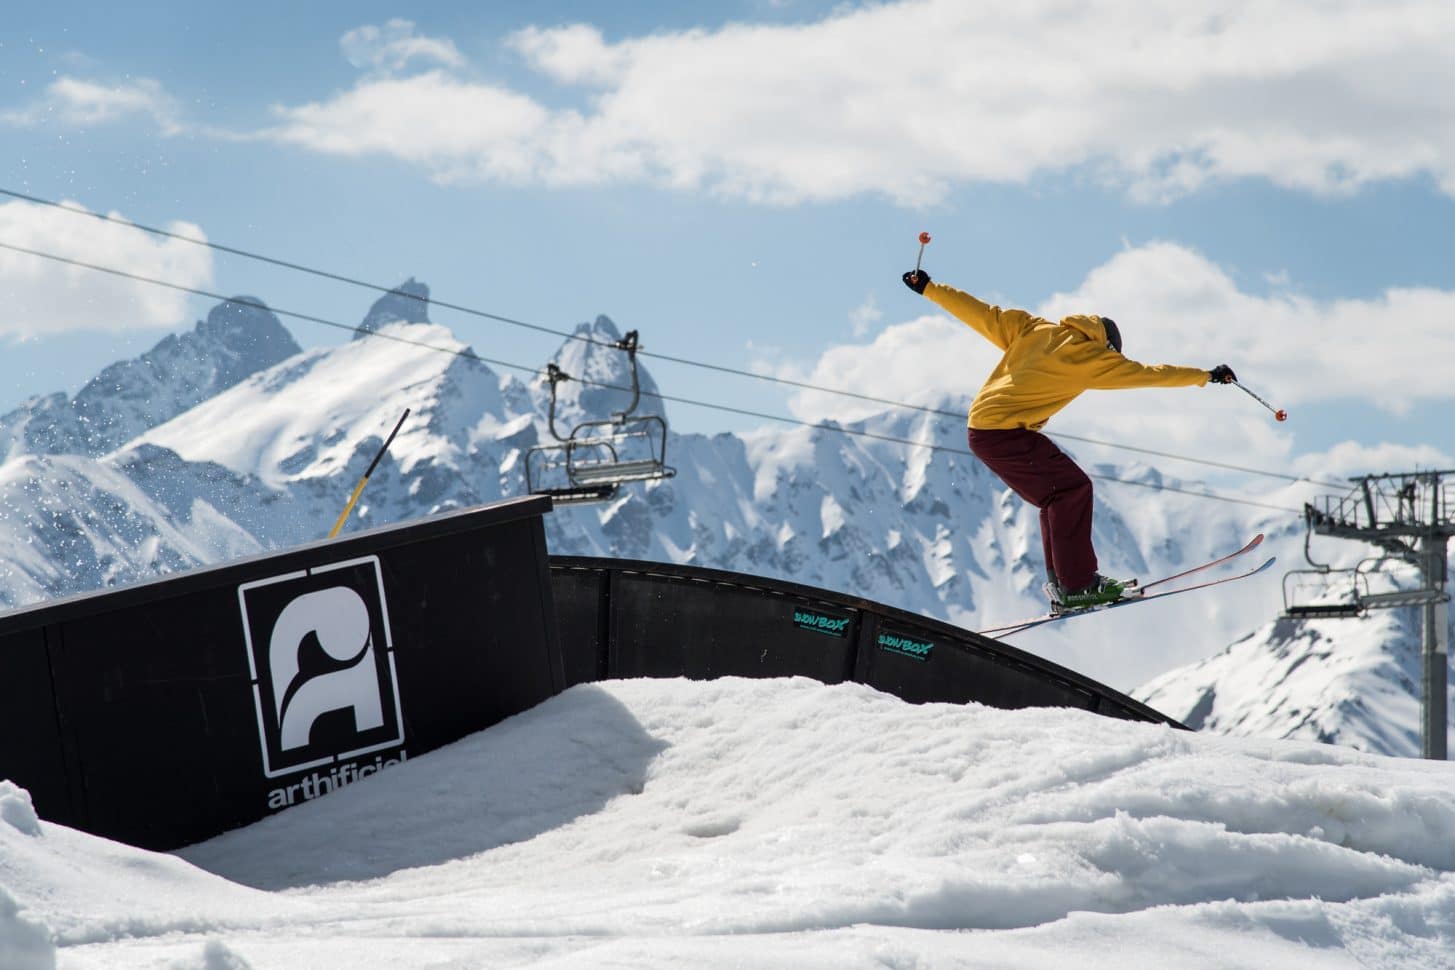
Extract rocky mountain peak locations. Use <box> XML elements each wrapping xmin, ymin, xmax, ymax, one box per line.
<box><xmin>355</xmin><ymin>278</ymin><xmax>431</xmax><ymax>339</ymax></box>
<box><xmin>541</xmin><ymin>314</ymin><xmax>666</xmax><ymax>429</ymax></box>
<box><xmin>0</xmin><ymin>296</ymin><xmax>302</xmax><ymax>460</ymax></box>
<box><xmin>194</xmin><ymin>296</ymin><xmax>302</xmax><ymax>389</ymax></box>
<box><xmin>585</xmin><ymin>314</ymin><xmax>621</xmax><ymax>340</ymax></box>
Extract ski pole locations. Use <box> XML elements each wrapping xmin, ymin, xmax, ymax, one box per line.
<box><xmin>329</xmin><ymin>408</ymin><xmax>411</xmax><ymax>538</ymax></box>
<box><xmin>1233</xmin><ymin>380</ymin><xmax>1287</xmax><ymax>422</ymax></box>
<box><xmin>914</xmin><ymin>231</ymin><xmax>931</xmax><ymax>280</ymax></box>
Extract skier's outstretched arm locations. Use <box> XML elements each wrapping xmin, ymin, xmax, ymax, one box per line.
<box><xmin>902</xmin><ymin>270</ymin><xmax>1033</xmax><ymax>351</ymax></box>
<box><xmin>1083</xmin><ymin>353</ymin><xmax>1215</xmax><ymax>390</ymax></box>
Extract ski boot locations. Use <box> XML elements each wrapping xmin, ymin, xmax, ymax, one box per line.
<box><xmin>1041</xmin><ymin>577</ymin><xmax>1062</xmax><ymax>607</ymax></box>
<box><xmin>1047</xmin><ymin>574</ymin><xmax>1127</xmax><ymax>614</ymax></box>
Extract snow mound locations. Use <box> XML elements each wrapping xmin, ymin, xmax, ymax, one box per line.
<box><xmin>0</xmin><ymin>883</ymin><xmax>54</xmax><ymax>970</ymax></box>
<box><xmin>0</xmin><ymin>785</ymin><xmax>290</xmax><ymax>948</ymax></box>
<box><xmin>8</xmin><ymin>677</ymin><xmax>1455</xmax><ymax>967</ymax></box>
<box><xmin>0</xmin><ymin>781</ymin><xmax>41</xmax><ymax>837</ymax></box>
<box><xmin>167</xmin><ymin>939</ymin><xmax>252</xmax><ymax>970</ymax></box>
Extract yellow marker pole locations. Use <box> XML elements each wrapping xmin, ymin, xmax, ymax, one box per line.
<box><xmin>328</xmin><ymin>408</ymin><xmax>410</xmax><ymax>539</ymax></box>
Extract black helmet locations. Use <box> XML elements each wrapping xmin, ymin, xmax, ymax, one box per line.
<box><xmin>1100</xmin><ymin>317</ymin><xmax>1122</xmax><ymax>354</ymax></box>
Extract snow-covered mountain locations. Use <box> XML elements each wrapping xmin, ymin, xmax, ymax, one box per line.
<box><xmin>1138</xmin><ymin>559</ymin><xmax>1455</xmax><ymax>757</ymax></box>
<box><xmin>0</xmin><ymin>297</ymin><xmax>299</xmax><ymax>461</ymax></box>
<box><xmin>0</xmin><ymin>451</ymin><xmax>261</xmax><ymax>608</ymax></box>
<box><xmin>0</xmin><ymin>282</ymin><xmax>1448</xmax><ymax>756</ymax></box>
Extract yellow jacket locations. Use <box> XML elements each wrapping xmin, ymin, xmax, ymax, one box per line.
<box><xmin>924</xmin><ymin>281</ymin><xmax>1210</xmax><ymax>431</ymax></box>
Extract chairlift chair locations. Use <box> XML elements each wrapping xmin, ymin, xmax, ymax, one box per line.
<box><xmin>1281</xmin><ymin>524</ymin><xmax>1366</xmax><ymax>618</ymax></box>
<box><xmin>1282</xmin><ymin>570</ymin><xmax>1366</xmax><ymax>619</ymax></box>
<box><xmin>524</xmin><ymin>330</ymin><xmax>677</xmax><ymax>504</ymax></box>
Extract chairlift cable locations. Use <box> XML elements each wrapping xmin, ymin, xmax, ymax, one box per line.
<box><xmin>0</xmin><ymin>185</ymin><xmax>1342</xmax><ymax>489</ymax></box>
<box><xmin>0</xmin><ymin>237</ymin><xmax>1303</xmax><ymax>515</ymax></box>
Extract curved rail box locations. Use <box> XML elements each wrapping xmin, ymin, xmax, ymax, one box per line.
<box><xmin>549</xmin><ymin>556</ymin><xmax>1180</xmax><ymax>727</ymax></box>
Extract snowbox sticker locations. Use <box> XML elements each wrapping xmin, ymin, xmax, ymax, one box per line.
<box><xmin>793</xmin><ymin>608</ymin><xmax>851</xmax><ymax>638</ymax></box>
<box><xmin>878</xmin><ymin>630</ymin><xmax>933</xmax><ymax>662</ymax></box>
<box><xmin>238</xmin><ymin>556</ymin><xmax>405</xmax><ymax>779</ymax></box>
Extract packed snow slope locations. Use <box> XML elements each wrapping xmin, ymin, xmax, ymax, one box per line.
<box><xmin>5</xmin><ymin>677</ymin><xmax>1455</xmax><ymax>969</ymax></box>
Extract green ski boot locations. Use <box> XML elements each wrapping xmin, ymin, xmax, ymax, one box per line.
<box><xmin>1052</xmin><ymin>574</ymin><xmax>1127</xmax><ymax>613</ymax></box>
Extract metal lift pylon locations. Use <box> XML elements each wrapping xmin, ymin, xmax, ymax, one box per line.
<box><xmin>1288</xmin><ymin>470</ymin><xmax>1455</xmax><ymax>759</ymax></box>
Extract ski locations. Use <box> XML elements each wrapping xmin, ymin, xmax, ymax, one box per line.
<box><xmin>1135</xmin><ymin>532</ymin><xmax>1264</xmax><ymax>594</ymax></box>
<box><xmin>978</xmin><ymin>534</ymin><xmax>1268</xmax><ymax>638</ymax></box>
<box><xmin>980</xmin><ymin>555</ymin><xmax>1276</xmax><ymax>637</ymax></box>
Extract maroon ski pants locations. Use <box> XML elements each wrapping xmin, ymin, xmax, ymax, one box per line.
<box><xmin>966</xmin><ymin>427</ymin><xmax>1098</xmax><ymax>591</ymax></box>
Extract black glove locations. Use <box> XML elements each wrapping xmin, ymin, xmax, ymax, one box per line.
<box><xmin>1208</xmin><ymin>364</ymin><xmax>1237</xmax><ymax>384</ymax></box>
<box><xmin>902</xmin><ymin>269</ymin><xmax>931</xmax><ymax>294</ymax></box>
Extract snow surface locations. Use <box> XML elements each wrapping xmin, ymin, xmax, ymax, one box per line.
<box><xmin>5</xmin><ymin>677</ymin><xmax>1455</xmax><ymax>968</ymax></box>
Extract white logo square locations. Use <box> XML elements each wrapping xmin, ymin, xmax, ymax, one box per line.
<box><xmin>237</xmin><ymin>556</ymin><xmax>406</xmax><ymax>778</ymax></box>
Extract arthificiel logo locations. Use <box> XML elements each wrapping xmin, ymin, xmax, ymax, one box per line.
<box><xmin>878</xmin><ymin>631</ymin><xmax>933</xmax><ymax>661</ymax></box>
<box><xmin>793</xmin><ymin>608</ymin><xmax>851</xmax><ymax>637</ymax></box>
<box><xmin>238</xmin><ymin>556</ymin><xmax>405</xmax><ymax>779</ymax></box>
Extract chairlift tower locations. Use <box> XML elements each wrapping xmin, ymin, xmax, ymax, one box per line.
<box><xmin>1298</xmin><ymin>470</ymin><xmax>1455</xmax><ymax>759</ymax></box>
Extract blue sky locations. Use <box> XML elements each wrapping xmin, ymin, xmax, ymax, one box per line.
<box><xmin>3</xmin><ymin>1</ymin><xmax>1454</xmax><ymax>494</ymax></box>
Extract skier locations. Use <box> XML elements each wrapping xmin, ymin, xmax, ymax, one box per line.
<box><xmin>902</xmin><ymin>268</ymin><xmax>1237</xmax><ymax>611</ymax></box>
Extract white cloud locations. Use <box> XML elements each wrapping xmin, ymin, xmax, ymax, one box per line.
<box><xmin>257</xmin><ymin>1</ymin><xmax>1455</xmax><ymax>204</ymax></box>
<box><xmin>341</xmin><ymin>19</ymin><xmax>464</xmax><ymax>74</ymax></box>
<box><xmin>1035</xmin><ymin>241</ymin><xmax>1455</xmax><ymax>412</ymax></box>
<box><xmin>3</xmin><ymin>77</ymin><xmax>180</xmax><ymax>134</ymax></box>
<box><xmin>848</xmin><ymin>294</ymin><xmax>882</xmax><ymax>338</ymax></box>
<box><xmin>1294</xmin><ymin>441</ymin><xmax>1454</xmax><ymax>481</ymax></box>
<box><xmin>508</xmin><ymin>24</ymin><xmax>627</xmax><ymax>86</ymax></box>
<box><xmin>263</xmin><ymin>72</ymin><xmax>611</xmax><ymax>186</ymax></box>
<box><xmin>0</xmin><ymin>200</ymin><xmax>213</xmax><ymax>339</ymax></box>
<box><xmin>775</xmin><ymin>313</ymin><xmax>976</xmax><ymax>423</ymax></box>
